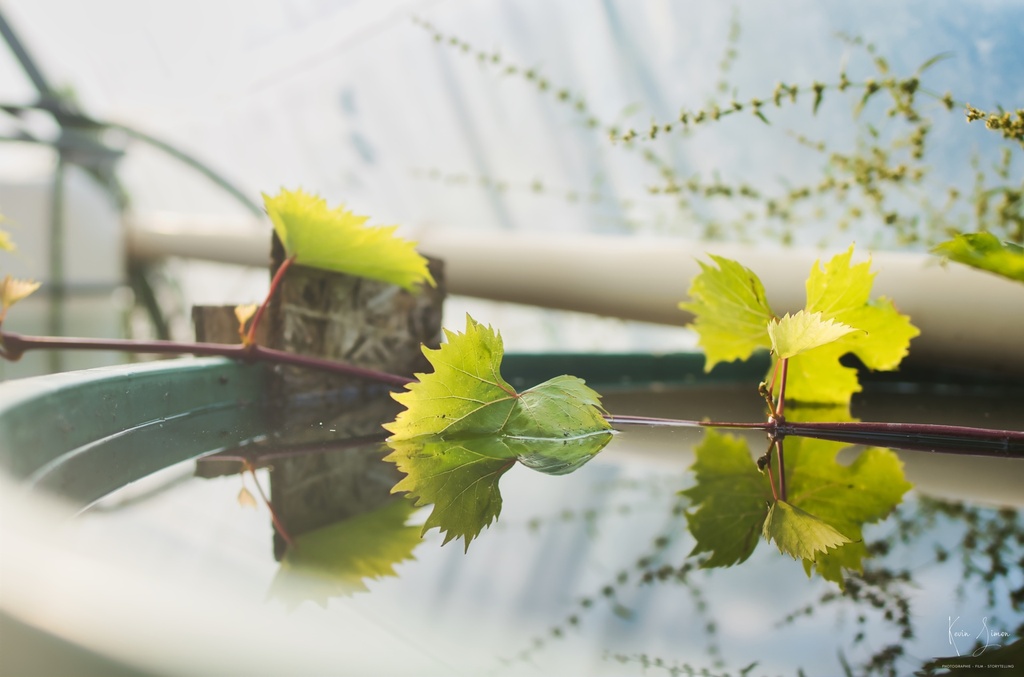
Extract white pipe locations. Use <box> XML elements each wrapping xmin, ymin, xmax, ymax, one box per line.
<box><xmin>125</xmin><ymin>214</ymin><xmax>1024</xmax><ymax>373</ymax></box>
<box><xmin>125</xmin><ymin>212</ymin><xmax>270</xmax><ymax>267</ymax></box>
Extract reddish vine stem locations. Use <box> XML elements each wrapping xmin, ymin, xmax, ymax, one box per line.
<box><xmin>603</xmin><ymin>414</ymin><xmax>766</xmax><ymax>430</ymax></box>
<box><xmin>772</xmin><ymin>419</ymin><xmax>1024</xmax><ymax>456</ymax></box>
<box><xmin>775</xmin><ymin>437</ymin><xmax>787</xmax><ymax>501</ymax></box>
<box><xmin>2</xmin><ymin>327</ymin><xmax>1021</xmax><ymax>459</ymax></box>
<box><xmin>774</xmin><ymin>358</ymin><xmax>789</xmax><ymax>500</ymax></box>
<box><xmin>763</xmin><ymin>440</ymin><xmax>779</xmax><ymax>501</ymax></box>
<box><xmin>201</xmin><ymin>433</ymin><xmax>389</xmax><ymax>469</ymax></box>
<box><xmin>242</xmin><ymin>460</ymin><xmax>294</xmax><ymax>549</ymax></box>
<box><xmin>767</xmin><ymin>358</ymin><xmax>782</xmax><ymax>412</ymax></box>
<box><xmin>0</xmin><ymin>330</ymin><xmax>415</xmax><ymax>387</ymax></box>
<box><xmin>246</xmin><ymin>254</ymin><xmax>296</xmax><ymax>346</ymax></box>
<box><xmin>775</xmin><ymin>358</ymin><xmax>789</xmax><ymax>419</ymax></box>
<box><xmin>602</xmin><ymin>414</ymin><xmax>1024</xmax><ymax>457</ymax></box>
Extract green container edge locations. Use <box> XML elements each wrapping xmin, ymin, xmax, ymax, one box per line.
<box><xmin>5</xmin><ymin>350</ymin><xmax>1018</xmax><ymax>499</ymax></box>
<box><xmin>0</xmin><ymin>353</ymin><xmax>763</xmax><ymax>486</ymax></box>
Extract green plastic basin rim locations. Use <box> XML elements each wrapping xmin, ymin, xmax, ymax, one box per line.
<box><xmin>0</xmin><ymin>352</ymin><xmax>757</xmax><ymax>490</ymax></box>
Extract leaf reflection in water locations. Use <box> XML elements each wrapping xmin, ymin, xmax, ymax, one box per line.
<box><xmin>385</xmin><ymin>431</ymin><xmax>614</xmax><ymax>550</ymax></box>
<box><xmin>683</xmin><ymin>405</ymin><xmax>913</xmax><ymax>587</ymax></box>
<box><xmin>270</xmin><ymin>498</ymin><xmax>421</xmax><ymax>608</ymax></box>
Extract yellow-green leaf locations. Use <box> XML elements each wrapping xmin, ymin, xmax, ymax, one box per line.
<box><xmin>767</xmin><ymin>310</ymin><xmax>858</xmax><ymax>359</ymax></box>
<box><xmin>263</xmin><ymin>188</ymin><xmax>435</xmax><ymax>292</ymax></box>
<box><xmin>680</xmin><ymin>255</ymin><xmax>774</xmax><ymax>371</ymax></box>
<box><xmin>682</xmin><ymin>412</ymin><xmax>911</xmax><ymax>586</ymax></box>
<box><xmin>1</xmin><ymin>275</ymin><xmax>41</xmax><ymax>311</ymax></box>
<box><xmin>270</xmin><ymin>499</ymin><xmax>421</xmax><ymax>607</ymax></box>
<box><xmin>385</xmin><ymin>316</ymin><xmax>610</xmax><ymax>441</ymax></box>
<box><xmin>386</xmin><ymin>437</ymin><xmax>514</xmax><ymax>549</ymax></box>
<box><xmin>681</xmin><ymin>430</ymin><xmax>774</xmax><ymax>568</ymax></box>
<box><xmin>933</xmin><ymin>232</ymin><xmax>1024</xmax><ymax>284</ymax></box>
<box><xmin>785</xmin><ymin>432</ymin><xmax>912</xmax><ymax>585</ymax></box>
<box><xmin>762</xmin><ymin>500</ymin><xmax>851</xmax><ymax>560</ymax></box>
<box><xmin>786</xmin><ymin>246</ymin><xmax>919</xmax><ymax>403</ymax></box>
<box><xmin>384</xmin><ymin>315</ymin><xmax>613</xmax><ymax>549</ymax></box>
<box><xmin>386</xmin><ymin>432</ymin><xmax>611</xmax><ymax>549</ymax></box>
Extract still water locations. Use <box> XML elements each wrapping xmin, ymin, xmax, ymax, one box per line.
<box><xmin>57</xmin><ymin>383</ymin><xmax>1023</xmax><ymax>676</ymax></box>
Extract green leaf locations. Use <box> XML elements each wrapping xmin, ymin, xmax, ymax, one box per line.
<box><xmin>503</xmin><ymin>374</ymin><xmax>612</xmax><ymax>443</ymax></box>
<box><xmin>386</xmin><ymin>432</ymin><xmax>612</xmax><ymax>549</ymax></box>
<box><xmin>385</xmin><ymin>437</ymin><xmax>515</xmax><ymax>549</ymax></box>
<box><xmin>269</xmin><ymin>499</ymin><xmax>421</xmax><ymax>608</ymax></box>
<box><xmin>784</xmin><ymin>434</ymin><xmax>912</xmax><ymax>585</ymax></box>
<box><xmin>767</xmin><ymin>310</ymin><xmax>858</xmax><ymax>359</ymax></box>
<box><xmin>762</xmin><ymin>500</ymin><xmax>851</xmax><ymax>560</ymax></box>
<box><xmin>512</xmin><ymin>429</ymin><xmax>616</xmax><ymax>476</ymax></box>
<box><xmin>262</xmin><ymin>188</ymin><xmax>435</xmax><ymax>292</ymax></box>
<box><xmin>786</xmin><ymin>246</ymin><xmax>919</xmax><ymax>403</ymax></box>
<box><xmin>384</xmin><ymin>315</ymin><xmax>613</xmax><ymax>549</ymax></box>
<box><xmin>385</xmin><ymin>316</ymin><xmax>611</xmax><ymax>441</ymax></box>
<box><xmin>681</xmin><ymin>430</ymin><xmax>774</xmax><ymax>567</ymax></box>
<box><xmin>682</xmin><ymin>414</ymin><xmax>911</xmax><ymax>586</ymax></box>
<box><xmin>680</xmin><ymin>255</ymin><xmax>774</xmax><ymax>371</ymax></box>
<box><xmin>385</xmin><ymin>315</ymin><xmax>516</xmax><ymax>440</ymax></box>
<box><xmin>783</xmin><ymin>344</ymin><xmax>860</xmax><ymax>405</ymax></box>
<box><xmin>933</xmin><ymin>232</ymin><xmax>1024</xmax><ymax>284</ymax></box>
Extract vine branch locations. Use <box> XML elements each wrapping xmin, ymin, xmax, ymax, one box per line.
<box><xmin>0</xmin><ymin>330</ymin><xmax>414</xmax><ymax>387</ymax></box>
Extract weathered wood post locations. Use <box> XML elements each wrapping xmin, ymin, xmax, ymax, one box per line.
<box><xmin>194</xmin><ymin>231</ymin><xmax>445</xmax><ymax>558</ymax></box>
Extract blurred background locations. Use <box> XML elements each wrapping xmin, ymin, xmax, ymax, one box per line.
<box><xmin>0</xmin><ymin>0</ymin><xmax>1020</xmax><ymax>377</ymax></box>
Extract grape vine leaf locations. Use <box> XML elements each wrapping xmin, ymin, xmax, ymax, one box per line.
<box><xmin>679</xmin><ymin>255</ymin><xmax>774</xmax><ymax>371</ymax></box>
<box><xmin>786</xmin><ymin>246</ymin><xmax>919</xmax><ymax>403</ymax></box>
<box><xmin>762</xmin><ymin>500</ymin><xmax>851</xmax><ymax>560</ymax></box>
<box><xmin>269</xmin><ymin>499</ymin><xmax>421</xmax><ymax>608</ymax></box>
<box><xmin>681</xmin><ymin>430</ymin><xmax>774</xmax><ymax>567</ymax></box>
<box><xmin>682</xmin><ymin>422</ymin><xmax>911</xmax><ymax>585</ymax></box>
<box><xmin>682</xmin><ymin>246</ymin><xmax>918</xmax><ymax>404</ymax></box>
<box><xmin>386</xmin><ymin>433</ymin><xmax>611</xmax><ymax>549</ymax></box>
<box><xmin>784</xmin><ymin>433</ymin><xmax>912</xmax><ymax>584</ymax></box>
<box><xmin>933</xmin><ymin>232</ymin><xmax>1024</xmax><ymax>284</ymax></box>
<box><xmin>385</xmin><ymin>436</ymin><xmax>513</xmax><ymax>549</ymax></box>
<box><xmin>385</xmin><ymin>316</ymin><xmax>611</xmax><ymax>441</ymax></box>
<box><xmin>262</xmin><ymin>188</ymin><xmax>435</xmax><ymax>292</ymax></box>
<box><xmin>767</xmin><ymin>311</ymin><xmax>858</xmax><ymax>359</ymax></box>
<box><xmin>384</xmin><ymin>315</ymin><xmax>613</xmax><ymax>549</ymax></box>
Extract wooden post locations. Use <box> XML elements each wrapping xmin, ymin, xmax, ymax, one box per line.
<box><xmin>267</xmin><ymin>232</ymin><xmax>445</xmax><ymax>398</ymax></box>
<box><xmin>194</xmin><ymin>233</ymin><xmax>446</xmax><ymax>559</ymax></box>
